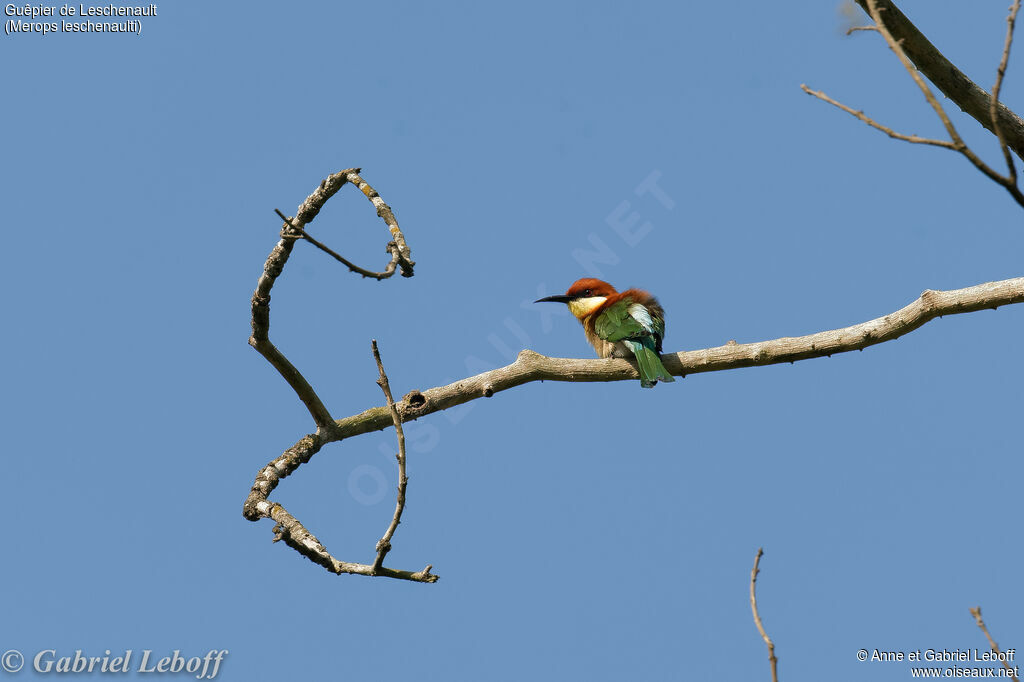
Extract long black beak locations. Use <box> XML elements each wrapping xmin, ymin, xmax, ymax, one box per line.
<box><xmin>535</xmin><ymin>294</ymin><xmax>572</xmax><ymax>304</ymax></box>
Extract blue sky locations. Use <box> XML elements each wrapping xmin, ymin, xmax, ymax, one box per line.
<box><xmin>3</xmin><ymin>1</ymin><xmax>1022</xmax><ymax>680</ymax></box>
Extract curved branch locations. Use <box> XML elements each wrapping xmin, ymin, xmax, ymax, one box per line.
<box><xmin>246</xmin><ymin>169</ymin><xmax>430</xmax><ymax>581</ymax></box>
<box><xmin>249</xmin><ymin>168</ymin><xmax>415</xmax><ymax>429</ymax></box>
<box><xmin>249</xmin><ymin>236</ymin><xmax>334</xmax><ymax>428</ymax></box>
<box><xmin>244</xmin><ymin>277</ymin><xmax>1024</xmax><ymax>579</ymax></box>
<box><xmin>274</xmin><ymin>208</ymin><xmax>401</xmax><ymax>280</ymax></box>
<box><xmin>243</xmin><ymin>417</ymin><xmax>437</xmax><ymax>583</ymax></box>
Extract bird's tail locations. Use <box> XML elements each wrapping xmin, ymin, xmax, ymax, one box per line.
<box><xmin>625</xmin><ymin>339</ymin><xmax>675</xmax><ymax>388</ymax></box>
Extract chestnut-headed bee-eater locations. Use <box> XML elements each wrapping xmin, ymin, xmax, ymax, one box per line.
<box><xmin>535</xmin><ymin>278</ymin><xmax>675</xmax><ymax>388</ymax></box>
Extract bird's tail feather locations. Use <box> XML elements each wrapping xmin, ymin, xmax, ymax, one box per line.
<box><xmin>625</xmin><ymin>339</ymin><xmax>675</xmax><ymax>388</ymax></box>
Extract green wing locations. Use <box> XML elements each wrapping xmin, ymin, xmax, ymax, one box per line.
<box><xmin>595</xmin><ymin>298</ymin><xmax>673</xmax><ymax>387</ymax></box>
<box><xmin>594</xmin><ymin>299</ymin><xmax>663</xmax><ymax>345</ymax></box>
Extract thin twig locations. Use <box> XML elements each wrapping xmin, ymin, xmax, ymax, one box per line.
<box><xmin>864</xmin><ymin>0</ymin><xmax>963</xmax><ymax>145</ymax></box>
<box><xmin>370</xmin><ymin>340</ymin><xmax>412</xmax><ymax>575</ymax></box>
<box><xmin>992</xmin><ymin>0</ymin><xmax>1022</xmax><ymax>184</ymax></box>
<box><xmin>846</xmin><ymin>25</ymin><xmax>878</xmax><ymax>35</ymax></box>
<box><xmin>800</xmin><ymin>85</ymin><xmax>953</xmax><ymax>148</ymax></box>
<box><xmin>274</xmin><ymin>208</ymin><xmax>400</xmax><ymax>280</ymax></box>
<box><xmin>969</xmin><ymin>607</ymin><xmax>1020</xmax><ymax>682</ymax></box>
<box><xmin>750</xmin><ymin>549</ymin><xmax>779</xmax><ymax>682</ymax></box>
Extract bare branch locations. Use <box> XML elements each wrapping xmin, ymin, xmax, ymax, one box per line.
<box><xmin>345</xmin><ymin>171</ymin><xmax>415</xmax><ymax>277</ymax></box>
<box><xmin>969</xmin><ymin>607</ymin><xmax>1020</xmax><ymax>682</ymax></box>
<box><xmin>807</xmin><ymin>1</ymin><xmax>1024</xmax><ymax>208</ymax></box>
<box><xmin>750</xmin><ymin>548</ymin><xmax>779</xmax><ymax>682</ymax></box>
<box><xmin>248</xmin><ymin>169</ymin><xmax>415</xmax><ymax>430</ymax></box>
<box><xmin>244</xmin><ymin>277</ymin><xmax>1024</xmax><ymax>578</ymax></box>
<box><xmin>992</xmin><ymin>0</ymin><xmax>1022</xmax><ymax>184</ymax></box>
<box><xmin>863</xmin><ymin>0</ymin><xmax>963</xmax><ymax>145</ymax></box>
<box><xmin>273</xmin><ymin>208</ymin><xmax>401</xmax><ymax>280</ymax></box>
<box><xmin>245</xmin><ymin>433</ymin><xmax>438</xmax><ymax>583</ymax></box>
<box><xmin>860</xmin><ymin>0</ymin><xmax>1024</xmax><ymax>204</ymax></box>
<box><xmin>852</xmin><ymin>0</ymin><xmax>1024</xmax><ymax>160</ymax></box>
<box><xmin>800</xmin><ymin>85</ymin><xmax>953</xmax><ymax>148</ymax></box>
<box><xmin>245</xmin><ymin>169</ymin><xmax>432</xmax><ymax>580</ymax></box>
<box><xmin>249</xmin><ymin>232</ymin><xmax>335</xmax><ymax>429</ymax></box>
<box><xmin>370</xmin><ymin>340</ymin><xmax>413</xmax><ymax>575</ymax></box>
<box><xmin>287</xmin><ymin>168</ymin><xmax>414</xmax><ymax>279</ymax></box>
<box><xmin>326</xmin><ymin>277</ymin><xmax>1024</xmax><ymax>436</ymax></box>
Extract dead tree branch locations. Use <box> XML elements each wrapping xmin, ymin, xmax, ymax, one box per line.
<box><xmin>853</xmin><ymin>0</ymin><xmax>1024</xmax><ymax>158</ymax></box>
<box><xmin>250</xmin><ymin>234</ymin><xmax>334</xmax><ymax>429</ymax></box>
<box><xmin>969</xmin><ymin>607</ymin><xmax>1020</xmax><ymax>682</ymax></box>
<box><xmin>750</xmin><ymin>548</ymin><xmax>779</xmax><ymax>682</ymax></box>
<box><xmin>274</xmin><ymin>208</ymin><xmax>401</xmax><ymax>280</ymax></box>
<box><xmin>370</xmin><ymin>340</ymin><xmax>411</xmax><ymax>575</ymax></box>
<box><xmin>247</xmin><ymin>169</ymin><xmax>433</xmax><ymax>583</ymax></box>
<box><xmin>804</xmin><ymin>0</ymin><xmax>1024</xmax><ymax>208</ymax></box>
<box><xmin>250</xmin><ymin>168</ymin><xmax>414</xmax><ymax>430</ymax></box>
<box><xmin>244</xmin><ymin>275</ymin><xmax>1024</xmax><ymax>579</ymax></box>
<box><xmin>992</xmin><ymin>0</ymin><xmax>1022</xmax><ymax>183</ymax></box>
<box><xmin>799</xmin><ymin>85</ymin><xmax>952</xmax><ymax>149</ymax></box>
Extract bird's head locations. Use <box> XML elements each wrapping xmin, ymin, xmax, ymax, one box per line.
<box><xmin>535</xmin><ymin>278</ymin><xmax>618</xmax><ymax>319</ymax></box>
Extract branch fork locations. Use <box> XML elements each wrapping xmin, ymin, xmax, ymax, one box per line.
<box><xmin>245</xmin><ymin>168</ymin><xmax>1024</xmax><ymax>584</ymax></box>
<box><xmin>804</xmin><ymin>0</ymin><xmax>1024</xmax><ymax>207</ymax></box>
<box><xmin>247</xmin><ymin>169</ymin><xmax>433</xmax><ymax>582</ymax></box>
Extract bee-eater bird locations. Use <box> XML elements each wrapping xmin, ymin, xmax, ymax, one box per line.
<box><xmin>535</xmin><ymin>278</ymin><xmax>675</xmax><ymax>388</ymax></box>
